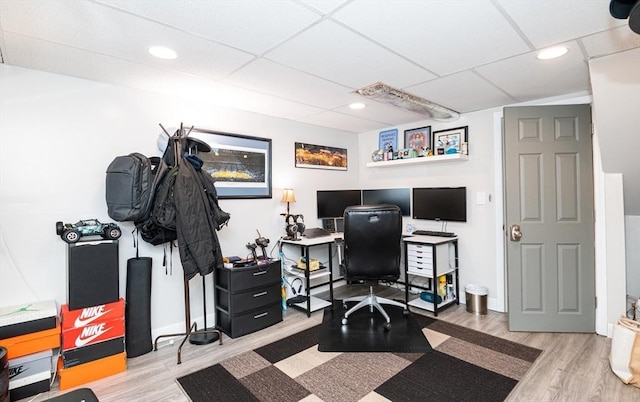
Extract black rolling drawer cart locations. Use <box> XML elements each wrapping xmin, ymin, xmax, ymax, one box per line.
<box><xmin>215</xmin><ymin>260</ymin><xmax>283</xmax><ymax>338</ymax></box>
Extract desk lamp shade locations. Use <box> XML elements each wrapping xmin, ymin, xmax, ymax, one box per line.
<box><xmin>282</xmin><ymin>188</ymin><xmax>296</xmax><ymax>215</ymax></box>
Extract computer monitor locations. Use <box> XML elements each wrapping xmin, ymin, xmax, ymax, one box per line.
<box><xmin>412</xmin><ymin>187</ymin><xmax>467</xmax><ymax>222</ymax></box>
<box><xmin>362</xmin><ymin>188</ymin><xmax>411</xmax><ymax>216</ymax></box>
<box><xmin>316</xmin><ymin>190</ymin><xmax>362</xmax><ymax>218</ymax></box>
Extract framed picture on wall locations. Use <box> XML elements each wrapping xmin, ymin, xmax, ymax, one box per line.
<box><xmin>189</xmin><ymin>128</ymin><xmax>272</xmax><ymax>199</ymax></box>
<box><xmin>295</xmin><ymin>142</ymin><xmax>348</xmax><ymax>170</ymax></box>
<box><xmin>404</xmin><ymin>126</ymin><xmax>431</xmax><ymax>154</ymax></box>
<box><xmin>378</xmin><ymin>129</ymin><xmax>398</xmax><ymax>152</ymax></box>
<box><xmin>433</xmin><ymin>126</ymin><xmax>468</xmax><ymax>155</ymax></box>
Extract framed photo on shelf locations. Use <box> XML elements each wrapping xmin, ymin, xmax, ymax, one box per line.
<box><xmin>404</xmin><ymin>126</ymin><xmax>431</xmax><ymax>154</ymax></box>
<box><xmin>295</xmin><ymin>142</ymin><xmax>348</xmax><ymax>170</ymax></box>
<box><xmin>433</xmin><ymin>126</ymin><xmax>468</xmax><ymax>155</ymax></box>
<box><xmin>378</xmin><ymin>129</ymin><xmax>398</xmax><ymax>152</ymax></box>
<box><xmin>189</xmin><ymin>128</ymin><xmax>272</xmax><ymax>199</ymax></box>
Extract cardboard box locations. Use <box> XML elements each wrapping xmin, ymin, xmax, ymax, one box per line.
<box><xmin>61</xmin><ymin>337</ymin><xmax>124</xmax><ymax>369</ymax></box>
<box><xmin>60</xmin><ymin>298</ymin><xmax>125</xmax><ymax>331</ymax></box>
<box><xmin>1</xmin><ymin>325</ymin><xmax>60</xmax><ymax>360</ymax></box>
<box><xmin>57</xmin><ymin>352</ymin><xmax>126</xmax><ymax>390</ymax></box>
<box><xmin>0</xmin><ymin>300</ymin><xmax>57</xmax><ymax>339</ymax></box>
<box><xmin>61</xmin><ymin>318</ymin><xmax>124</xmax><ymax>351</ymax></box>
<box><xmin>8</xmin><ymin>349</ymin><xmax>52</xmax><ymax>402</ymax></box>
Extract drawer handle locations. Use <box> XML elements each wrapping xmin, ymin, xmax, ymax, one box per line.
<box><xmin>254</xmin><ymin>312</ymin><xmax>268</xmax><ymax>319</ymax></box>
<box><xmin>253</xmin><ymin>291</ymin><xmax>267</xmax><ymax>298</ymax></box>
<box><xmin>253</xmin><ymin>270</ymin><xmax>268</xmax><ymax>276</ymax></box>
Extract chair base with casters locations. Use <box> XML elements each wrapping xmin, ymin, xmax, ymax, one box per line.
<box><xmin>341</xmin><ymin>285</ymin><xmax>409</xmax><ymax>331</ymax></box>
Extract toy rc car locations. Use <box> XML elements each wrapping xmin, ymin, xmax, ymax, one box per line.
<box><xmin>55</xmin><ymin>219</ymin><xmax>122</xmax><ymax>244</ymax></box>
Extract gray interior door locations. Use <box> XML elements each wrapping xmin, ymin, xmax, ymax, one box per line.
<box><xmin>504</xmin><ymin>105</ymin><xmax>595</xmax><ymax>332</ymax></box>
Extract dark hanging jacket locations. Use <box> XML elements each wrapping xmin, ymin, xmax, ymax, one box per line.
<box><xmin>173</xmin><ymin>141</ymin><xmax>229</xmax><ymax>280</ymax></box>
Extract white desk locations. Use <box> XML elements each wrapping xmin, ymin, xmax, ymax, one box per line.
<box><xmin>280</xmin><ymin>236</ymin><xmax>336</xmax><ymax>317</ymax></box>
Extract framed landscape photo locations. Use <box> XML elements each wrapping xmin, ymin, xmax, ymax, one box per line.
<box><xmin>295</xmin><ymin>142</ymin><xmax>348</xmax><ymax>170</ymax></box>
<box><xmin>433</xmin><ymin>126</ymin><xmax>468</xmax><ymax>155</ymax></box>
<box><xmin>404</xmin><ymin>126</ymin><xmax>431</xmax><ymax>154</ymax></box>
<box><xmin>189</xmin><ymin>128</ymin><xmax>272</xmax><ymax>199</ymax></box>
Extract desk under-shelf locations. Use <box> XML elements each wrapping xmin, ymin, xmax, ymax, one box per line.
<box><xmin>280</xmin><ymin>236</ymin><xmax>336</xmax><ymax>317</ymax></box>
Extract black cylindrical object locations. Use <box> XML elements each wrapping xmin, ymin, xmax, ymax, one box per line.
<box><xmin>125</xmin><ymin>257</ymin><xmax>153</xmax><ymax>358</ymax></box>
<box><xmin>0</xmin><ymin>346</ymin><xmax>8</xmax><ymax>402</ymax></box>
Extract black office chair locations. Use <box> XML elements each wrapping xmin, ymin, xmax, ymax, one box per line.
<box><xmin>341</xmin><ymin>204</ymin><xmax>408</xmax><ymax>330</ymax></box>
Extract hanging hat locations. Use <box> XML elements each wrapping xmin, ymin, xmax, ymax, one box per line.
<box><xmin>610</xmin><ymin>0</ymin><xmax>638</xmax><ymax>19</ymax></box>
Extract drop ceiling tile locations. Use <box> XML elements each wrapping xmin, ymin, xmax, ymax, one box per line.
<box><xmin>497</xmin><ymin>0</ymin><xmax>627</xmax><ymax>48</ymax></box>
<box><xmin>0</xmin><ymin>0</ymin><xmax>254</xmax><ymax>80</ymax></box>
<box><xmin>476</xmin><ymin>41</ymin><xmax>590</xmax><ymax>102</ymax></box>
<box><xmin>298</xmin><ymin>110</ymin><xmax>389</xmax><ymax>133</ymax></box>
<box><xmin>299</xmin><ymin>0</ymin><xmax>349</xmax><ymax>15</ymax></box>
<box><xmin>222</xmin><ymin>58</ymin><xmax>360</xmax><ymax>109</ymax></box>
<box><xmin>97</xmin><ymin>0</ymin><xmax>321</xmax><ymax>55</ymax></box>
<box><xmin>265</xmin><ymin>20</ymin><xmax>436</xmax><ymax>89</ymax></box>
<box><xmin>332</xmin><ymin>0</ymin><xmax>530</xmax><ymax>76</ymax></box>
<box><xmin>333</xmin><ymin>99</ymin><xmax>427</xmax><ymax>126</ymax></box>
<box><xmin>582</xmin><ymin>25</ymin><xmax>640</xmax><ymax>59</ymax></box>
<box><xmin>406</xmin><ymin>71</ymin><xmax>516</xmax><ymax>114</ymax></box>
<box><xmin>1</xmin><ymin>32</ymin><xmax>323</xmax><ymax>122</ymax></box>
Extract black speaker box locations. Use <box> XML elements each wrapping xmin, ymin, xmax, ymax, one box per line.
<box><xmin>67</xmin><ymin>241</ymin><xmax>119</xmax><ymax>310</ymax></box>
<box><xmin>125</xmin><ymin>257</ymin><xmax>153</xmax><ymax>358</ymax></box>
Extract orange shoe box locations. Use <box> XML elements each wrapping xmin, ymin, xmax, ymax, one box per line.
<box><xmin>60</xmin><ymin>298</ymin><xmax>124</xmax><ymax>331</ymax></box>
<box><xmin>61</xmin><ymin>318</ymin><xmax>125</xmax><ymax>351</ymax></box>
<box><xmin>57</xmin><ymin>352</ymin><xmax>126</xmax><ymax>390</ymax></box>
<box><xmin>1</xmin><ymin>324</ymin><xmax>60</xmax><ymax>360</ymax></box>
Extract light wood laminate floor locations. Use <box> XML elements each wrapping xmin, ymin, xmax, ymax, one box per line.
<box><xmin>23</xmin><ymin>284</ymin><xmax>640</xmax><ymax>402</ymax></box>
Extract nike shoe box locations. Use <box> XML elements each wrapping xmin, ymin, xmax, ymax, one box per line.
<box><xmin>60</xmin><ymin>298</ymin><xmax>125</xmax><ymax>331</ymax></box>
<box><xmin>57</xmin><ymin>352</ymin><xmax>126</xmax><ymax>391</ymax></box>
<box><xmin>61</xmin><ymin>318</ymin><xmax>125</xmax><ymax>351</ymax></box>
<box><xmin>8</xmin><ymin>349</ymin><xmax>52</xmax><ymax>402</ymax></box>
<box><xmin>60</xmin><ymin>337</ymin><xmax>124</xmax><ymax>369</ymax></box>
<box><xmin>1</xmin><ymin>325</ymin><xmax>60</xmax><ymax>360</ymax></box>
<box><xmin>0</xmin><ymin>300</ymin><xmax>57</xmax><ymax>339</ymax></box>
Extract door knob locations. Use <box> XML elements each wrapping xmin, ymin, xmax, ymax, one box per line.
<box><xmin>510</xmin><ymin>224</ymin><xmax>522</xmax><ymax>242</ymax></box>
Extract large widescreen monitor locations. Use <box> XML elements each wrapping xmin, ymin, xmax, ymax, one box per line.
<box><xmin>412</xmin><ymin>187</ymin><xmax>467</xmax><ymax>222</ymax></box>
<box><xmin>362</xmin><ymin>188</ymin><xmax>411</xmax><ymax>216</ymax></box>
<box><xmin>316</xmin><ymin>190</ymin><xmax>362</xmax><ymax>218</ymax></box>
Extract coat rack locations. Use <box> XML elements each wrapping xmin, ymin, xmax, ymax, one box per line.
<box><xmin>152</xmin><ymin>123</ymin><xmax>222</xmax><ymax>364</ymax></box>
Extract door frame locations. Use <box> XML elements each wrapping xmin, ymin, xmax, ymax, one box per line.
<box><xmin>491</xmin><ymin>96</ymin><xmax>607</xmax><ymax>335</ymax></box>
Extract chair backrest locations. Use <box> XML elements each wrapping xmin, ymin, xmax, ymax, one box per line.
<box><xmin>343</xmin><ymin>204</ymin><xmax>402</xmax><ymax>282</ymax></box>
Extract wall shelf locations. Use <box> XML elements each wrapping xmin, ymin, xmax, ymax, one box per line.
<box><xmin>366</xmin><ymin>153</ymin><xmax>468</xmax><ymax>167</ymax></box>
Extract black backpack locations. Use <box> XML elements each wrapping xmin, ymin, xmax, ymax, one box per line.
<box><xmin>106</xmin><ymin>153</ymin><xmax>163</xmax><ymax>222</ymax></box>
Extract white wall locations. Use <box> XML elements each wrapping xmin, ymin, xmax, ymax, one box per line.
<box><xmin>357</xmin><ymin>110</ymin><xmax>503</xmax><ymax>311</ymax></box>
<box><xmin>590</xmin><ymin>47</ymin><xmax>640</xmax><ymax>304</ymax></box>
<box><xmin>0</xmin><ymin>64</ymin><xmax>359</xmax><ymax>339</ymax></box>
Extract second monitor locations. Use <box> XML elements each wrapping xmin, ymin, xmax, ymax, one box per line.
<box><xmin>362</xmin><ymin>188</ymin><xmax>411</xmax><ymax>216</ymax></box>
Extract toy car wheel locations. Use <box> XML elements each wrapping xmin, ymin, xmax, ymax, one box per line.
<box><xmin>55</xmin><ymin>221</ymin><xmax>64</xmax><ymax>235</ymax></box>
<box><xmin>105</xmin><ymin>227</ymin><xmax>122</xmax><ymax>240</ymax></box>
<box><xmin>62</xmin><ymin>230</ymin><xmax>80</xmax><ymax>243</ymax></box>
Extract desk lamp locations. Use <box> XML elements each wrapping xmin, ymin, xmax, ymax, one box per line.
<box><xmin>281</xmin><ymin>188</ymin><xmax>296</xmax><ymax>216</ymax></box>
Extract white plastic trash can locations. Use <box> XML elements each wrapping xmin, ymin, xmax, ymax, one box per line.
<box><xmin>465</xmin><ymin>284</ymin><xmax>488</xmax><ymax>315</ymax></box>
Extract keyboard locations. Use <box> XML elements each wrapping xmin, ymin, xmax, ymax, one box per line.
<box><xmin>411</xmin><ymin>230</ymin><xmax>456</xmax><ymax>237</ymax></box>
<box><xmin>302</xmin><ymin>227</ymin><xmax>332</xmax><ymax>239</ymax></box>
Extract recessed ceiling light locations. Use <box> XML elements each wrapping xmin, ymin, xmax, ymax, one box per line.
<box><xmin>349</xmin><ymin>102</ymin><xmax>366</xmax><ymax>110</ymax></box>
<box><xmin>148</xmin><ymin>46</ymin><xmax>178</xmax><ymax>60</ymax></box>
<box><xmin>536</xmin><ymin>46</ymin><xmax>568</xmax><ymax>60</ymax></box>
